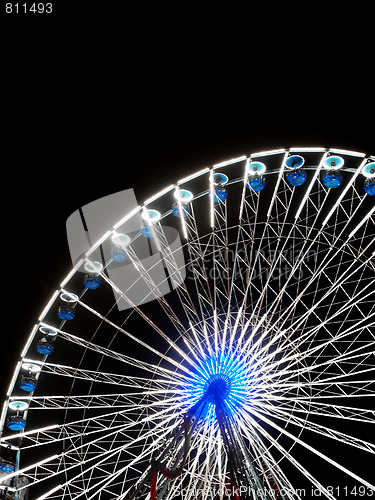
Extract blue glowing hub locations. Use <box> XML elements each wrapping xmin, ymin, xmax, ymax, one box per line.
<box><xmin>186</xmin><ymin>352</ymin><xmax>253</xmax><ymax>422</ymax></box>
<box><xmin>204</xmin><ymin>373</ymin><xmax>231</xmax><ymax>404</ymax></box>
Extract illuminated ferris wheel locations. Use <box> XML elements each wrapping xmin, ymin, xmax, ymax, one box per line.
<box><xmin>0</xmin><ymin>147</ymin><xmax>374</xmax><ymax>500</ymax></box>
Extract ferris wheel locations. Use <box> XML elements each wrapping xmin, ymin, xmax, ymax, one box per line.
<box><xmin>0</xmin><ymin>147</ymin><xmax>374</xmax><ymax>500</ymax></box>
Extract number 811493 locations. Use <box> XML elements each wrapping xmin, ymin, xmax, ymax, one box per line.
<box><xmin>5</xmin><ymin>3</ymin><xmax>53</xmax><ymax>13</ymax></box>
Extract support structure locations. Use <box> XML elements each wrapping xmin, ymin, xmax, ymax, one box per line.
<box><xmin>127</xmin><ymin>373</ymin><xmax>282</xmax><ymax>500</ymax></box>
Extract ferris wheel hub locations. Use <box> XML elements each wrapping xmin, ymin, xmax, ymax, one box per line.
<box><xmin>204</xmin><ymin>373</ymin><xmax>232</xmax><ymax>404</ymax></box>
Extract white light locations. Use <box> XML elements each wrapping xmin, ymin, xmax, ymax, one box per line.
<box><xmin>289</xmin><ymin>147</ymin><xmax>326</xmax><ymax>153</ymax></box>
<box><xmin>209</xmin><ymin>169</ymin><xmax>215</xmax><ymax>228</ymax></box>
<box><xmin>60</xmin><ymin>264</ymin><xmax>81</xmax><ymax>288</ymax></box>
<box><xmin>0</xmin><ymin>402</ymin><xmax>8</xmax><ymax>434</ymax></box>
<box><xmin>294</xmin><ymin>152</ymin><xmax>327</xmax><ymax>220</ymax></box>
<box><xmin>252</xmin><ymin>148</ymin><xmax>286</xmax><ymax>158</ymax></box>
<box><xmin>20</xmin><ymin>324</ymin><xmax>39</xmax><ymax>358</ymax></box>
<box><xmin>8</xmin><ymin>401</ymin><xmax>29</xmax><ymax>411</ymax></box>
<box><xmin>248</xmin><ymin>161</ymin><xmax>266</xmax><ymax>175</ymax></box>
<box><xmin>173</xmin><ymin>189</ymin><xmax>194</xmax><ymax>203</ymax></box>
<box><xmin>177</xmin><ymin>167</ymin><xmax>210</xmax><ymax>185</ymax></box>
<box><xmin>60</xmin><ymin>291</ymin><xmax>78</xmax><ymax>303</ymax></box>
<box><xmin>144</xmin><ymin>184</ymin><xmax>174</xmax><ymax>205</ymax></box>
<box><xmin>239</xmin><ymin>159</ymin><xmax>251</xmax><ymax>220</ymax></box>
<box><xmin>266</xmin><ymin>152</ymin><xmax>288</xmax><ymax>219</ymax></box>
<box><xmin>322</xmin><ymin>155</ymin><xmax>344</xmax><ymax>170</ymax></box>
<box><xmin>213</xmin><ymin>172</ymin><xmax>229</xmax><ymax>186</ymax></box>
<box><xmin>213</xmin><ymin>155</ymin><xmax>247</xmax><ymax>169</ymax></box>
<box><xmin>348</xmin><ymin>206</ymin><xmax>375</xmax><ymax>240</ymax></box>
<box><xmin>38</xmin><ymin>290</ymin><xmax>60</xmax><ymax>321</ymax></box>
<box><xmin>85</xmin><ymin>230</ymin><xmax>112</xmax><ymax>257</ymax></box>
<box><xmin>39</xmin><ymin>325</ymin><xmax>58</xmax><ymax>337</ymax></box>
<box><xmin>40</xmin><ymin>322</ymin><xmax>63</xmax><ymax>336</ymax></box>
<box><xmin>6</xmin><ymin>361</ymin><xmax>21</xmax><ymax>397</ymax></box>
<box><xmin>285</xmin><ymin>154</ymin><xmax>305</xmax><ymax>170</ymax></box>
<box><xmin>362</xmin><ymin>162</ymin><xmax>375</xmax><ymax>178</ymax></box>
<box><xmin>0</xmin><ymin>453</ymin><xmax>59</xmax><ymax>481</ymax></box>
<box><xmin>0</xmin><ymin>441</ymin><xmax>18</xmax><ymax>450</ymax></box>
<box><xmin>21</xmin><ymin>361</ymin><xmax>42</xmax><ymax>373</ymax></box>
<box><xmin>174</xmin><ymin>187</ymin><xmax>188</xmax><ymax>239</ymax></box>
<box><xmin>111</xmin><ymin>232</ymin><xmax>131</xmax><ymax>246</ymax></box>
<box><xmin>322</xmin><ymin>158</ymin><xmax>368</xmax><ymax>227</ymax></box>
<box><xmin>35</xmin><ymin>484</ymin><xmax>63</xmax><ymax>500</ymax></box>
<box><xmin>113</xmin><ymin>206</ymin><xmax>141</xmax><ymax>230</ymax></box>
<box><xmin>329</xmin><ymin>148</ymin><xmax>366</xmax><ymax>158</ymax></box>
<box><xmin>142</xmin><ymin>209</ymin><xmax>161</xmax><ymax>224</ymax></box>
<box><xmin>84</xmin><ymin>260</ymin><xmax>104</xmax><ymax>273</ymax></box>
